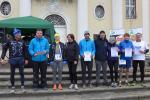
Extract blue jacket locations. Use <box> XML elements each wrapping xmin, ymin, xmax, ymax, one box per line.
<box><xmin>119</xmin><ymin>40</ymin><xmax>133</xmax><ymax>60</ymax></box>
<box><xmin>28</xmin><ymin>37</ymin><xmax>50</xmax><ymax>62</ymax></box>
<box><xmin>79</xmin><ymin>39</ymin><xmax>95</xmax><ymax>57</ymax></box>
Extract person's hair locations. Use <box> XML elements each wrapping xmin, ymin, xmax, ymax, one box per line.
<box><xmin>136</xmin><ymin>33</ymin><xmax>142</xmax><ymax>35</ymax></box>
<box><xmin>99</xmin><ymin>30</ymin><xmax>105</xmax><ymax>34</ymax></box>
<box><xmin>36</xmin><ymin>29</ymin><xmax>43</xmax><ymax>32</ymax></box>
<box><xmin>67</xmin><ymin>34</ymin><xmax>75</xmax><ymax>40</ymax></box>
<box><xmin>124</xmin><ymin>33</ymin><xmax>130</xmax><ymax>37</ymax></box>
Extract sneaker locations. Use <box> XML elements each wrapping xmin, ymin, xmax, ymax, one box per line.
<box><xmin>74</xmin><ymin>84</ymin><xmax>79</xmax><ymax>90</ymax></box>
<box><xmin>53</xmin><ymin>84</ymin><xmax>57</xmax><ymax>90</ymax></box>
<box><xmin>119</xmin><ymin>81</ymin><xmax>122</xmax><ymax>87</ymax></box>
<box><xmin>58</xmin><ymin>84</ymin><xmax>63</xmax><ymax>90</ymax></box>
<box><xmin>125</xmin><ymin>80</ymin><xmax>129</xmax><ymax>86</ymax></box>
<box><xmin>82</xmin><ymin>84</ymin><xmax>86</xmax><ymax>89</ymax></box>
<box><xmin>21</xmin><ymin>86</ymin><xmax>25</xmax><ymax>93</ymax></box>
<box><xmin>131</xmin><ymin>81</ymin><xmax>137</xmax><ymax>86</ymax></box>
<box><xmin>69</xmin><ymin>84</ymin><xmax>74</xmax><ymax>89</ymax></box>
<box><xmin>113</xmin><ymin>82</ymin><xmax>118</xmax><ymax>87</ymax></box>
<box><xmin>10</xmin><ymin>86</ymin><xmax>15</xmax><ymax>93</ymax></box>
<box><xmin>111</xmin><ymin>82</ymin><xmax>115</xmax><ymax>87</ymax></box>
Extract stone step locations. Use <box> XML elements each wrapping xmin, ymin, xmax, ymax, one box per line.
<box><xmin>0</xmin><ymin>82</ymin><xmax>150</xmax><ymax>100</ymax></box>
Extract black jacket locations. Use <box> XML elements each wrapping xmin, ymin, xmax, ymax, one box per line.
<box><xmin>94</xmin><ymin>38</ymin><xmax>108</xmax><ymax>61</ymax></box>
<box><xmin>49</xmin><ymin>42</ymin><xmax>66</xmax><ymax>61</ymax></box>
<box><xmin>66</xmin><ymin>41</ymin><xmax>79</xmax><ymax>61</ymax></box>
<box><xmin>1</xmin><ymin>39</ymin><xmax>28</xmax><ymax>59</ymax></box>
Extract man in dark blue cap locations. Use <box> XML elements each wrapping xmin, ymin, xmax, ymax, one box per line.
<box><xmin>0</xmin><ymin>28</ymin><xmax>28</xmax><ymax>93</ymax></box>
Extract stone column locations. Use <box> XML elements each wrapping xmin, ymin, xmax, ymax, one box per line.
<box><xmin>19</xmin><ymin>0</ymin><xmax>31</xmax><ymax>16</ymax></box>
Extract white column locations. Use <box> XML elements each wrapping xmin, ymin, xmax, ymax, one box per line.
<box><xmin>112</xmin><ymin>0</ymin><xmax>123</xmax><ymax>29</ymax></box>
<box><xmin>142</xmin><ymin>0</ymin><xmax>150</xmax><ymax>44</ymax></box>
<box><xmin>77</xmin><ymin>0</ymin><xmax>88</xmax><ymax>42</ymax></box>
<box><xmin>19</xmin><ymin>0</ymin><xmax>31</xmax><ymax>16</ymax></box>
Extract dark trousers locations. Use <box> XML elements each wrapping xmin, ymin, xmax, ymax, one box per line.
<box><xmin>68</xmin><ymin>61</ymin><xmax>78</xmax><ymax>84</ymax></box>
<box><xmin>32</xmin><ymin>61</ymin><xmax>47</xmax><ymax>88</ymax></box>
<box><xmin>108</xmin><ymin>60</ymin><xmax>118</xmax><ymax>83</ymax></box>
<box><xmin>133</xmin><ymin>60</ymin><xmax>145</xmax><ymax>82</ymax></box>
<box><xmin>10</xmin><ymin>64</ymin><xmax>24</xmax><ymax>87</ymax></box>
<box><xmin>81</xmin><ymin>58</ymin><xmax>93</xmax><ymax>85</ymax></box>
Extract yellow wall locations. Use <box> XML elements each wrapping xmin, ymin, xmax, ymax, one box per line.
<box><xmin>88</xmin><ymin>0</ymin><xmax>112</xmax><ymax>37</ymax></box>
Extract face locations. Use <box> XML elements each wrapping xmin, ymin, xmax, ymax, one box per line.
<box><xmin>84</xmin><ymin>34</ymin><xmax>90</xmax><ymax>39</ymax></box>
<box><xmin>136</xmin><ymin>33</ymin><xmax>142</xmax><ymax>41</ymax></box>
<box><xmin>100</xmin><ymin>33</ymin><xmax>106</xmax><ymax>39</ymax></box>
<box><xmin>55</xmin><ymin>36</ymin><xmax>60</xmax><ymax>41</ymax></box>
<box><xmin>67</xmin><ymin>35</ymin><xmax>73</xmax><ymax>42</ymax></box>
<box><xmin>15</xmin><ymin>33</ymin><xmax>21</xmax><ymax>40</ymax></box>
<box><xmin>124</xmin><ymin>36</ymin><xmax>130</xmax><ymax>40</ymax></box>
<box><xmin>36</xmin><ymin>30</ymin><xmax>43</xmax><ymax>38</ymax></box>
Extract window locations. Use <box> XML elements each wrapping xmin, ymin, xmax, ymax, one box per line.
<box><xmin>95</xmin><ymin>5</ymin><xmax>105</xmax><ymax>19</ymax></box>
<box><xmin>45</xmin><ymin>14</ymin><xmax>66</xmax><ymax>26</ymax></box>
<box><xmin>126</xmin><ymin>0</ymin><xmax>136</xmax><ymax>19</ymax></box>
<box><xmin>0</xmin><ymin>1</ymin><xmax>11</xmax><ymax>16</ymax></box>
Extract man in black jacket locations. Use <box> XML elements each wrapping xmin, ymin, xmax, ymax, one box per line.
<box><xmin>0</xmin><ymin>28</ymin><xmax>28</xmax><ymax>93</ymax></box>
<box><xmin>94</xmin><ymin>30</ymin><xmax>108</xmax><ymax>86</ymax></box>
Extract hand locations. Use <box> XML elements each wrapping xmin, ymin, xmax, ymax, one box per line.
<box><xmin>74</xmin><ymin>61</ymin><xmax>77</xmax><ymax>64</ymax></box>
<box><xmin>25</xmin><ymin>60</ymin><xmax>28</xmax><ymax>65</ymax></box>
<box><xmin>34</xmin><ymin>53</ymin><xmax>38</xmax><ymax>57</ymax></box>
<box><xmin>63</xmin><ymin>61</ymin><xmax>67</xmax><ymax>64</ymax></box>
<box><xmin>46</xmin><ymin>54</ymin><xmax>49</xmax><ymax>58</ymax></box>
<box><xmin>139</xmin><ymin>50</ymin><xmax>145</xmax><ymax>54</ymax></box>
<box><xmin>0</xmin><ymin>59</ymin><xmax>7</xmax><ymax>65</ymax></box>
<box><xmin>82</xmin><ymin>55</ymin><xmax>85</xmax><ymax>58</ymax></box>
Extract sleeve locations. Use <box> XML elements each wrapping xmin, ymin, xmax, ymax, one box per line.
<box><xmin>49</xmin><ymin>43</ymin><xmax>53</xmax><ymax>61</ymax></box>
<box><xmin>28</xmin><ymin>40</ymin><xmax>35</xmax><ymax>56</ymax></box>
<box><xmin>144</xmin><ymin>42</ymin><xmax>149</xmax><ymax>54</ymax></box>
<box><xmin>45</xmin><ymin>40</ymin><xmax>50</xmax><ymax>54</ymax></box>
<box><xmin>23</xmin><ymin>41</ymin><xmax>28</xmax><ymax>60</ymax></box>
<box><xmin>1</xmin><ymin>40</ymin><xmax>9</xmax><ymax>59</ymax></box>
<box><xmin>79</xmin><ymin>41</ymin><xmax>83</xmax><ymax>56</ymax></box>
<box><xmin>74</xmin><ymin>42</ymin><xmax>80</xmax><ymax>61</ymax></box>
<box><xmin>92</xmin><ymin>41</ymin><xmax>96</xmax><ymax>56</ymax></box>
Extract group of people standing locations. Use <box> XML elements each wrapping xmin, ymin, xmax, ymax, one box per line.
<box><xmin>0</xmin><ymin>28</ymin><xmax>149</xmax><ymax>93</ymax></box>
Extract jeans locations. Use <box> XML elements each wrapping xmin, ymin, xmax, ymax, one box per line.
<box><xmin>51</xmin><ymin>61</ymin><xmax>64</xmax><ymax>84</ymax></box>
<box><xmin>96</xmin><ymin>60</ymin><xmax>108</xmax><ymax>83</ymax></box>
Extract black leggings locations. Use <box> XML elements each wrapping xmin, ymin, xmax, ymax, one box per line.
<box><xmin>68</xmin><ymin>61</ymin><xmax>78</xmax><ymax>84</ymax></box>
<box><xmin>108</xmin><ymin>60</ymin><xmax>118</xmax><ymax>83</ymax></box>
<box><xmin>133</xmin><ymin>60</ymin><xmax>145</xmax><ymax>82</ymax></box>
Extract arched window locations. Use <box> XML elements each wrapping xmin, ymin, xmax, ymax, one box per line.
<box><xmin>45</xmin><ymin>14</ymin><xmax>66</xmax><ymax>26</ymax></box>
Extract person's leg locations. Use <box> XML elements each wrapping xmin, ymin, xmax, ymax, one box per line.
<box><xmin>139</xmin><ymin>60</ymin><xmax>145</xmax><ymax>82</ymax></box>
<box><xmin>68</xmin><ymin>61</ymin><xmax>73</xmax><ymax>84</ymax></box>
<box><xmin>132</xmin><ymin>60</ymin><xmax>138</xmax><ymax>82</ymax></box>
<box><xmin>119</xmin><ymin>67</ymin><xmax>123</xmax><ymax>86</ymax></box>
<box><xmin>72</xmin><ymin>62</ymin><xmax>78</xmax><ymax>84</ymax></box>
<box><xmin>32</xmin><ymin>62</ymin><xmax>39</xmax><ymax>88</ymax></box>
<box><xmin>10</xmin><ymin>64</ymin><xmax>16</xmax><ymax>87</ymax></box>
<box><xmin>58</xmin><ymin>61</ymin><xmax>64</xmax><ymax>84</ymax></box>
<box><xmin>101</xmin><ymin>61</ymin><xmax>108</xmax><ymax>84</ymax></box>
<box><xmin>40</xmin><ymin>61</ymin><xmax>47</xmax><ymax>88</ymax></box>
<box><xmin>96</xmin><ymin>60</ymin><xmax>101</xmax><ymax>85</ymax></box>
<box><xmin>114</xmin><ymin>60</ymin><xmax>119</xmax><ymax>82</ymax></box>
<box><xmin>18</xmin><ymin>65</ymin><xmax>24</xmax><ymax>87</ymax></box>
<box><xmin>81</xmin><ymin>58</ymin><xmax>86</xmax><ymax>86</ymax></box>
<box><xmin>87</xmin><ymin>60</ymin><xmax>93</xmax><ymax>85</ymax></box>
<box><xmin>108</xmin><ymin>61</ymin><xmax>114</xmax><ymax>83</ymax></box>
<box><xmin>51</xmin><ymin>61</ymin><xmax>57</xmax><ymax>84</ymax></box>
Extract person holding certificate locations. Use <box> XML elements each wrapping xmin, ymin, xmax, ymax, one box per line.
<box><xmin>118</xmin><ymin>33</ymin><xmax>134</xmax><ymax>86</ymax></box>
<box><xmin>49</xmin><ymin>33</ymin><xmax>67</xmax><ymax>90</ymax></box>
<box><xmin>107</xmin><ymin>36</ymin><xmax>119</xmax><ymax>87</ymax></box>
<box><xmin>79</xmin><ymin>31</ymin><xmax>95</xmax><ymax>88</ymax></box>
<box><xmin>94</xmin><ymin>31</ymin><xmax>109</xmax><ymax>87</ymax></box>
<box><xmin>132</xmin><ymin>33</ymin><xmax>149</xmax><ymax>85</ymax></box>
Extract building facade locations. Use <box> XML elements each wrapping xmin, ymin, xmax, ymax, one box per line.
<box><xmin>0</xmin><ymin>0</ymin><xmax>149</xmax><ymax>44</ymax></box>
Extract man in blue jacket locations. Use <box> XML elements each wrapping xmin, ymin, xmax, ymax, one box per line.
<box><xmin>79</xmin><ymin>31</ymin><xmax>95</xmax><ymax>88</ymax></box>
<box><xmin>28</xmin><ymin>29</ymin><xmax>50</xmax><ymax>89</ymax></box>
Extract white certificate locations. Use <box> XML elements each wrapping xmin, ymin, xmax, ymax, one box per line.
<box><xmin>84</xmin><ymin>51</ymin><xmax>91</xmax><ymax>61</ymax></box>
<box><xmin>119</xmin><ymin>59</ymin><xmax>126</xmax><ymax>65</ymax></box>
<box><xmin>55</xmin><ymin>54</ymin><xmax>62</xmax><ymax>61</ymax></box>
<box><xmin>111</xmin><ymin>47</ymin><xmax>118</xmax><ymax>57</ymax></box>
<box><xmin>134</xmin><ymin>47</ymin><xmax>140</xmax><ymax>55</ymax></box>
<box><xmin>125</xmin><ymin>48</ymin><xmax>132</xmax><ymax>57</ymax></box>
